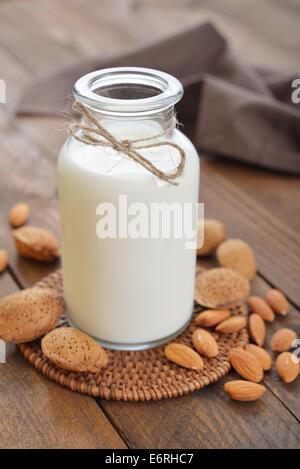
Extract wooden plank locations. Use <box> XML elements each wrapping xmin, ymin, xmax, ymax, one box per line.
<box><xmin>202</xmin><ymin>157</ymin><xmax>300</xmax><ymax>235</ymax></box>
<box><xmin>99</xmin><ymin>377</ymin><xmax>300</xmax><ymax>449</ymax></box>
<box><xmin>0</xmin><ymin>271</ymin><xmax>127</xmax><ymax>449</ymax></box>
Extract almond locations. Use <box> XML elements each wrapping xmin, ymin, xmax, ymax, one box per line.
<box><xmin>270</xmin><ymin>328</ymin><xmax>297</xmax><ymax>352</ymax></box>
<box><xmin>228</xmin><ymin>348</ymin><xmax>264</xmax><ymax>382</ymax></box>
<box><xmin>224</xmin><ymin>380</ymin><xmax>266</xmax><ymax>401</ymax></box>
<box><xmin>192</xmin><ymin>328</ymin><xmax>219</xmax><ymax>357</ymax></box>
<box><xmin>247</xmin><ymin>296</ymin><xmax>275</xmax><ymax>322</ymax></box>
<box><xmin>195</xmin><ymin>309</ymin><xmax>231</xmax><ymax>327</ymax></box>
<box><xmin>13</xmin><ymin>226</ymin><xmax>60</xmax><ymax>262</ymax></box>
<box><xmin>216</xmin><ymin>315</ymin><xmax>247</xmax><ymax>333</ymax></box>
<box><xmin>197</xmin><ymin>219</ymin><xmax>227</xmax><ymax>256</ymax></box>
<box><xmin>266</xmin><ymin>289</ymin><xmax>289</xmax><ymax>316</ymax></box>
<box><xmin>165</xmin><ymin>343</ymin><xmax>204</xmax><ymax>370</ymax></box>
<box><xmin>195</xmin><ymin>267</ymin><xmax>250</xmax><ymax>308</ymax></box>
<box><xmin>0</xmin><ymin>287</ymin><xmax>64</xmax><ymax>343</ymax></box>
<box><xmin>9</xmin><ymin>202</ymin><xmax>29</xmax><ymax>227</ymax></box>
<box><xmin>0</xmin><ymin>250</ymin><xmax>8</xmax><ymax>273</ymax></box>
<box><xmin>216</xmin><ymin>239</ymin><xmax>256</xmax><ymax>281</ymax></box>
<box><xmin>276</xmin><ymin>352</ymin><xmax>299</xmax><ymax>383</ymax></box>
<box><xmin>248</xmin><ymin>313</ymin><xmax>266</xmax><ymax>346</ymax></box>
<box><xmin>245</xmin><ymin>344</ymin><xmax>272</xmax><ymax>371</ymax></box>
<box><xmin>42</xmin><ymin>327</ymin><xmax>108</xmax><ymax>373</ymax></box>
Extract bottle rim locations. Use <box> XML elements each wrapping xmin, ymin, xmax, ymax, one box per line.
<box><xmin>73</xmin><ymin>67</ymin><xmax>183</xmax><ymax>117</ymax></box>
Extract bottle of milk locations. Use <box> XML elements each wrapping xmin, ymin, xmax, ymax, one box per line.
<box><xmin>58</xmin><ymin>67</ymin><xmax>200</xmax><ymax>350</ymax></box>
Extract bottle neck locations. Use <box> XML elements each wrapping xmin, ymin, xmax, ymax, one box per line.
<box><xmin>79</xmin><ymin>104</ymin><xmax>175</xmax><ymax>140</ymax></box>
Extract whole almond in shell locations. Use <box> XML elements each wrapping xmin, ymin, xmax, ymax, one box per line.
<box><xmin>224</xmin><ymin>380</ymin><xmax>266</xmax><ymax>401</ymax></box>
<box><xmin>165</xmin><ymin>343</ymin><xmax>204</xmax><ymax>370</ymax></box>
<box><xmin>195</xmin><ymin>309</ymin><xmax>231</xmax><ymax>327</ymax></box>
<box><xmin>216</xmin><ymin>239</ymin><xmax>256</xmax><ymax>281</ymax></box>
<box><xmin>13</xmin><ymin>226</ymin><xmax>60</xmax><ymax>262</ymax></box>
<box><xmin>195</xmin><ymin>267</ymin><xmax>250</xmax><ymax>308</ymax></box>
<box><xmin>0</xmin><ymin>250</ymin><xmax>8</xmax><ymax>273</ymax></box>
<box><xmin>248</xmin><ymin>313</ymin><xmax>266</xmax><ymax>346</ymax></box>
<box><xmin>266</xmin><ymin>289</ymin><xmax>289</xmax><ymax>316</ymax></box>
<box><xmin>276</xmin><ymin>352</ymin><xmax>299</xmax><ymax>383</ymax></box>
<box><xmin>9</xmin><ymin>202</ymin><xmax>29</xmax><ymax>227</ymax></box>
<box><xmin>0</xmin><ymin>287</ymin><xmax>64</xmax><ymax>343</ymax></box>
<box><xmin>247</xmin><ymin>296</ymin><xmax>275</xmax><ymax>322</ymax></box>
<box><xmin>216</xmin><ymin>315</ymin><xmax>247</xmax><ymax>334</ymax></box>
<box><xmin>270</xmin><ymin>328</ymin><xmax>297</xmax><ymax>352</ymax></box>
<box><xmin>228</xmin><ymin>348</ymin><xmax>264</xmax><ymax>382</ymax></box>
<box><xmin>192</xmin><ymin>328</ymin><xmax>219</xmax><ymax>357</ymax></box>
<box><xmin>42</xmin><ymin>327</ymin><xmax>108</xmax><ymax>373</ymax></box>
<box><xmin>245</xmin><ymin>344</ymin><xmax>272</xmax><ymax>371</ymax></box>
<box><xmin>197</xmin><ymin>219</ymin><xmax>227</xmax><ymax>256</ymax></box>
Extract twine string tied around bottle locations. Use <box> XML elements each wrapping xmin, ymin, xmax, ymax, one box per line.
<box><xmin>69</xmin><ymin>101</ymin><xmax>186</xmax><ymax>185</ymax></box>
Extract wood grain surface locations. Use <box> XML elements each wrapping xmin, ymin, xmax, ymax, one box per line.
<box><xmin>0</xmin><ymin>0</ymin><xmax>299</xmax><ymax>449</ymax></box>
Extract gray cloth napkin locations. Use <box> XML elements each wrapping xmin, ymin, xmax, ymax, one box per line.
<box><xmin>17</xmin><ymin>22</ymin><xmax>300</xmax><ymax>173</ymax></box>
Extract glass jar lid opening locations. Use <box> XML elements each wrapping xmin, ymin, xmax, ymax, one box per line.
<box><xmin>73</xmin><ymin>67</ymin><xmax>183</xmax><ymax>116</ymax></box>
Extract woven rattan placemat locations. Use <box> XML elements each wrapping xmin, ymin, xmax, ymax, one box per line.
<box><xmin>19</xmin><ymin>269</ymin><xmax>249</xmax><ymax>401</ymax></box>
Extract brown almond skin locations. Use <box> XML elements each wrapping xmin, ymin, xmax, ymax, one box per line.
<box><xmin>228</xmin><ymin>348</ymin><xmax>264</xmax><ymax>382</ymax></box>
<box><xmin>224</xmin><ymin>380</ymin><xmax>266</xmax><ymax>401</ymax></box>
<box><xmin>247</xmin><ymin>296</ymin><xmax>275</xmax><ymax>322</ymax></box>
<box><xmin>266</xmin><ymin>289</ymin><xmax>289</xmax><ymax>316</ymax></box>
<box><xmin>42</xmin><ymin>327</ymin><xmax>108</xmax><ymax>373</ymax></box>
<box><xmin>276</xmin><ymin>352</ymin><xmax>299</xmax><ymax>383</ymax></box>
<box><xmin>195</xmin><ymin>309</ymin><xmax>231</xmax><ymax>327</ymax></box>
<box><xmin>192</xmin><ymin>328</ymin><xmax>219</xmax><ymax>357</ymax></box>
<box><xmin>270</xmin><ymin>328</ymin><xmax>297</xmax><ymax>352</ymax></box>
<box><xmin>245</xmin><ymin>344</ymin><xmax>272</xmax><ymax>371</ymax></box>
<box><xmin>197</xmin><ymin>219</ymin><xmax>227</xmax><ymax>256</ymax></box>
<box><xmin>9</xmin><ymin>202</ymin><xmax>30</xmax><ymax>227</ymax></box>
<box><xmin>0</xmin><ymin>250</ymin><xmax>8</xmax><ymax>273</ymax></box>
<box><xmin>165</xmin><ymin>343</ymin><xmax>204</xmax><ymax>370</ymax></box>
<box><xmin>248</xmin><ymin>313</ymin><xmax>266</xmax><ymax>346</ymax></box>
<box><xmin>216</xmin><ymin>316</ymin><xmax>247</xmax><ymax>334</ymax></box>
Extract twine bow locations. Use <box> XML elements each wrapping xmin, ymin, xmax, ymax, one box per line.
<box><xmin>69</xmin><ymin>101</ymin><xmax>186</xmax><ymax>185</ymax></box>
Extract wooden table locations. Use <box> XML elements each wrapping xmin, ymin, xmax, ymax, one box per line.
<box><xmin>0</xmin><ymin>0</ymin><xmax>299</xmax><ymax>449</ymax></box>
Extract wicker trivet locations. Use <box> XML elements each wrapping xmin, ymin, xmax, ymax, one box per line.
<box><xmin>19</xmin><ymin>269</ymin><xmax>249</xmax><ymax>401</ymax></box>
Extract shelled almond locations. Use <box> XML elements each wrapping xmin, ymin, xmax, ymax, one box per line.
<box><xmin>266</xmin><ymin>289</ymin><xmax>289</xmax><ymax>316</ymax></box>
<box><xmin>248</xmin><ymin>313</ymin><xmax>266</xmax><ymax>346</ymax></box>
<box><xmin>224</xmin><ymin>380</ymin><xmax>266</xmax><ymax>401</ymax></box>
<box><xmin>165</xmin><ymin>343</ymin><xmax>204</xmax><ymax>370</ymax></box>
<box><xmin>216</xmin><ymin>315</ymin><xmax>247</xmax><ymax>334</ymax></box>
<box><xmin>195</xmin><ymin>309</ymin><xmax>231</xmax><ymax>327</ymax></box>
<box><xmin>0</xmin><ymin>250</ymin><xmax>8</xmax><ymax>273</ymax></box>
<box><xmin>245</xmin><ymin>344</ymin><xmax>272</xmax><ymax>371</ymax></box>
<box><xmin>247</xmin><ymin>296</ymin><xmax>275</xmax><ymax>322</ymax></box>
<box><xmin>276</xmin><ymin>352</ymin><xmax>299</xmax><ymax>383</ymax></box>
<box><xmin>192</xmin><ymin>328</ymin><xmax>219</xmax><ymax>357</ymax></box>
<box><xmin>228</xmin><ymin>348</ymin><xmax>264</xmax><ymax>383</ymax></box>
<box><xmin>9</xmin><ymin>202</ymin><xmax>30</xmax><ymax>227</ymax></box>
<box><xmin>270</xmin><ymin>328</ymin><xmax>297</xmax><ymax>352</ymax></box>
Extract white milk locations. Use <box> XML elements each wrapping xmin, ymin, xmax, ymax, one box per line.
<box><xmin>58</xmin><ymin>121</ymin><xmax>199</xmax><ymax>349</ymax></box>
